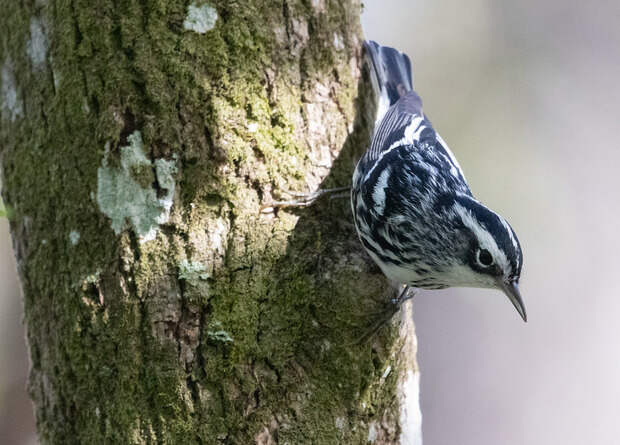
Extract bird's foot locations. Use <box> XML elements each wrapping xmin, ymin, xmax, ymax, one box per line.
<box><xmin>357</xmin><ymin>285</ymin><xmax>417</xmax><ymax>344</ymax></box>
<box><xmin>392</xmin><ymin>285</ymin><xmax>416</xmax><ymax>306</ymax></box>
<box><xmin>259</xmin><ymin>186</ymin><xmax>350</xmax><ymax>213</ymax></box>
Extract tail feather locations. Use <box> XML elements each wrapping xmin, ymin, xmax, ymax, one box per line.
<box><xmin>364</xmin><ymin>40</ymin><xmax>414</xmax><ymax>123</ymax></box>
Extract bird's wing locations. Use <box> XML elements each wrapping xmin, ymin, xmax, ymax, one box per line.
<box><xmin>366</xmin><ymin>92</ymin><xmax>425</xmax><ymax>163</ymax></box>
<box><xmin>362</xmin><ymin>94</ymin><xmax>468</xmax><ymax>186</ymax></box>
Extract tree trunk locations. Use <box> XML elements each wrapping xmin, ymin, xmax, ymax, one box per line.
<box><xmin>0</xmin><ymin>1</ymin><xmax>421</xmax><ymax>443</ymax></box>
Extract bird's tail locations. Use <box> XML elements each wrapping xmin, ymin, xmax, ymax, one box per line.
<box><xmin>364</xmin><ymin>40</ymin><xmax>413</xmax><ymax>124</ymax></box>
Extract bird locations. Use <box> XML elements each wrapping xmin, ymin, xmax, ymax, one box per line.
<box><xmin>351</xmin><ymin>40</ymin><xmax>526</xmax><ymax>322</ymax></box>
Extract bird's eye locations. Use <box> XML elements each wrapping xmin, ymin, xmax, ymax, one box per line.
<box><xmin>477</xmin><ymin>249</ymin><xmax>494</xmax><ymax>267</ymax></box>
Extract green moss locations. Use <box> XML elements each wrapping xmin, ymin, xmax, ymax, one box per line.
<box><xmin>129</xmin><ymin>163</ymin><xmax>155</xmax><ymax>189</ymax></box>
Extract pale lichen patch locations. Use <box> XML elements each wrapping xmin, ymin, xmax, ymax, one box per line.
<box><xmin>96</xmin><ymin>131</ymin><xmax>176</xmax><ymax>242</ymax></box>
<box><xmin>27</xmin><ymin>17</ymin><xmax>48</xmax><ymax>69</ymax></box>
<box><xmin>333</xmin><ymin>33</ymin><xmax>344</xmax><ymax>51</ymax></box>
<box><xmin>154</xmin><ymin>158</ymin><xmax>176</xmax><ymax>191</ymax></box>
<box><xmin>207</xmin><ymin>321</ymin><xmax>233</xmax><ymax>343</ymax></box>
<box><xmin>178</xmin><ymin>259</ymin><xmax>209</xmax><ymax>282</ymax></box>
<box><xmin>367</xmin><ymin>422</ymin><xmax>378</xmax><ymax>443</ymax></box>
<box><xmin>183</xmin><ymin>2</ymin><xmax>218</xmax><ymax>34</ymax></box>
<box><xmin>69</xmin><ymin>230</ymin><xmax>80</xmax><ymax>245</ymax></box>
<box><xmin>154</xmin><ymin>158</ymin><xmax>177</xmax><ymax>225</ymax></box>
<box><xmin>335</xmin><ymin>416</ymin><xmax>346</xmax><ymax>431</ymax></box>
<box><xmin>1</xmin><ymin>60</ymin><xmax>23</xmax><ymax>122</ymax></box>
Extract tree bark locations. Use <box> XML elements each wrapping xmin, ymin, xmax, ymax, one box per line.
<box><xmin>0</xmin><ymin>1</ymin><xmax>421</xmax><ymax>443</ymax></box>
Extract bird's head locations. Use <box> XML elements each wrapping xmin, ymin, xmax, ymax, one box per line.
<box><xmin>439</xmin><ymin>194</ymin><xmax>526</xmax><ymax>321</ymax></box>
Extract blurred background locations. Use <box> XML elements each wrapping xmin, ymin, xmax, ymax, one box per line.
<box><xmin>0</xmin><ymin>216</ymin><xmax>35</xmax><ymax>444</ymax></box>
<box><xmin>2</xmin><ymin>0</ymin><xmax>620</xmax><ymax>443</ymax></box>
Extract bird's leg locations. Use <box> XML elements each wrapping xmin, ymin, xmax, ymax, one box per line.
<box><xmin>368</xmin><ymin>284</ymin><xmax>414</xmax><ymax>312</ymax></box>
<box><xmin>393</xmin><ymin>285</ymin><xmax>416</xmax><ymax>305</ymax></box>
<box><xmin>357</xmin><ymin>285</ymin><xmax>417</xmax><ymax>344</ymax></box>
<box><xmin>259</xmin><ymin>186</ymin><xmax>350</xmax><ymax>213</ymax></box>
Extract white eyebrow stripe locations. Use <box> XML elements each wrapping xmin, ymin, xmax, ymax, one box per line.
<box><xmin>452</xmin><ymin>202</ymin><xmax>510</xmax><ymax>272</ymax></box>
<box><xmin>500</xmin><ymin>217</ymin><xmax>521</xmax><ymax>271</ymax></box>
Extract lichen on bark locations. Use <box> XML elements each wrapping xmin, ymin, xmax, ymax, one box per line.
<box><xmin>0</xmin><ymin>0</ymin><xmax>419</xmax><ymax>443</ymax></box>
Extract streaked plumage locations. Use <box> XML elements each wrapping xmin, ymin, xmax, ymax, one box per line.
<box><xmin>352</xmin><ymin>41</ymin><xmax>526</xmax><ymax>321</ymax></box>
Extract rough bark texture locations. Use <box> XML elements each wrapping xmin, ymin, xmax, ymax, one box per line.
<box><xmin>0</xmin><ymin>1</ymin><xmax>420</xmax><ymax>443</ymax></box>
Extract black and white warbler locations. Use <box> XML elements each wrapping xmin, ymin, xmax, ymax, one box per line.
<box><xmin>352</xmin><ymin>41</ymin><xmax>526</xmax><ymax>321</ymax></box>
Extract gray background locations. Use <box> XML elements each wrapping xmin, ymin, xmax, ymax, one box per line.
<box><xmin>2</xmin><ymin>0</ymin><xmax>620</xmax><ymax>443</ymax></box>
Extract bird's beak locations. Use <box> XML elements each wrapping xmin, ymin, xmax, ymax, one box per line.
<box><xmin>498</xmin><ymin>279</ymin><xmax>527</xmax><ymax>322</ymax></box>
